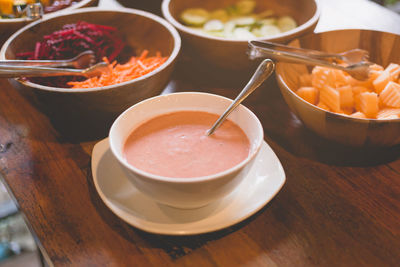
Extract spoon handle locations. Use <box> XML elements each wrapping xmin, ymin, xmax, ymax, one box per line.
<box><xmin>206</xmin><ymin>59</ymin><xmax>275</xmax><ymax>136</ymax></box>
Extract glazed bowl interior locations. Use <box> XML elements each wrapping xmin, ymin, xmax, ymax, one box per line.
<box><xmin>276</xmin><ymin>29</ymin><xmax>400</xmax><ymax>147</ymax></box>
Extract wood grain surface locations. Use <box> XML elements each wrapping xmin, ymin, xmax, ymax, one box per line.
<box><xmin>0</xmin><ymin>0</ymin><xmax>399</xmax><ymax>266</ymax></box>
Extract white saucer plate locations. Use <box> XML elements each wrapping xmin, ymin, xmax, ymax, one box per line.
<box><xmin>92</xmin><ymin>138</ymin><xmax>285</xmax><ymax>235</ymax></box>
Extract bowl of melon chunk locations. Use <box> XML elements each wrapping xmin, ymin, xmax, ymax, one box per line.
<box><xmin>276</xmin><ymin>29</ymin><xmax>400</xmax><ymax>147</ymax></box>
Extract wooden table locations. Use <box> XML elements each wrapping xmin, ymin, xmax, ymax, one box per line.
<box><xmin>1</xmin><ymin>0</ymin><xmax>400</xmax><ymax>266</ymax></box>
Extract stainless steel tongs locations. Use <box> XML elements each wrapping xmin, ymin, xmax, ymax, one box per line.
<box><xmin>0</xmin><ymin>51</ymin><xmax>106</xmax><ymax>78</ymax></box>
<box><xmin>0</xmin><ymin>62</ymin><xmax>109</xmax><ymax>78</ymax></box>
<box><xmin>0</xmin><ymin>51</ymin><xmax>95</xmax><ymax>68</ymax></box>
<box><xmin>248</xmin><ymin>40</ymin><xmax>372</xmax><ymax>80</ymax></box>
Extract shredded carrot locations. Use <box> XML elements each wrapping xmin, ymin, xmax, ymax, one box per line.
<box><xmin>68</xmin><ymin>50</ymin><xmax>167</xmax><ymax>88</ymax></box>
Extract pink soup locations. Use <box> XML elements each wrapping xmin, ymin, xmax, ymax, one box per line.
<box><xmin>123</xmin><ymin>111</ymin><xmax>250</xmax><ymax>178</ymax></box>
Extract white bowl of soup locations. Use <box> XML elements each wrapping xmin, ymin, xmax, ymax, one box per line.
<box><xmin>109</xmin><ymin>92</ymin><xmax>264</xmax><ymax>209</ymax></box>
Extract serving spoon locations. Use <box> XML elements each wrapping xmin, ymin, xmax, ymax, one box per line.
<box><xmin>206</xmin><ymin>59</ymin><xmax>275</xmax><ymax>136</ymax></box>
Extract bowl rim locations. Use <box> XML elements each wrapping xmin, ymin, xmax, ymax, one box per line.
<box><xmin>109</xmin><ymin>91</ymin><xmax>265</xmax><ymax>184</ymax></box>
<box><xmin>275</xmin><ymin>29</ymin><xmax>400</xmax><ymax>123</ymax></box>
<box><xmin>0</xmin><ymin>0</ymin><xmax>96</xmax><ymax>24</ymax></box>
<box><xmin>0</xmin><ymin>7</ymin><xmax>181</xmax><ymax>93</ymax></box>
<box><xmin>161</xmin><ymin>0</ymin><xmax>321</xmax><ymax>43</ymax></box>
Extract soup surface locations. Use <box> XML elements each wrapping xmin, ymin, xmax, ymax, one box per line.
<box><xmin>123</xmin><ymin>111</ymin><xmax>250</xmax><ymax>178</ymax></box>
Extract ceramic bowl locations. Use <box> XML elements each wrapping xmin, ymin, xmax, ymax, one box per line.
<box><xmin>162</xmin><ymin>0</ymin><xmax>320</xmax><ymax>70</ymax></box>
<box><xmin>109</xmin><ymin>92</ymin><xmax>264</xmax><ymax>209</ymax></box>
<box><xmin>275</xmin><ymin>29</ymin><xmax>400</xmax><ymax>147</ymax></box>
<box><xmin>0</xmin><ymin>0</ymin><xmax>98</xmax><ymax>44</ymax></box>
<box><xmin>0</xmin><ymin>7</ymin><xmax>181</xmax><ymax>138</ymax></box>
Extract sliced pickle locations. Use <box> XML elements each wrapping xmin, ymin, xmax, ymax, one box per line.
<box><xmin>206</xmin><ymin>30</ymin><xmax>225</xmax><ymax>37</ymax></box>
<box><xmin>235</xmin><ymin>0</ymin><xmax>256</xmax><ymax>15</ymax></box>
<box><xmin>204</xmin><ymin>19</ymin><xmax>224</xmax><ymax>32</ymax></box>
<box><xmin>180</xmin><ymin>8</ymin><xmax>209</xmax><ymax>26</ymax></box>
<box><xmin>259</xmin><ymin>18</ymin><xmax>277</xmax><ymax>26</ymax></box>
<box><xmin>231</xmin><ymin>16</ymin><xmax>255</xmax><ymax>27</ymax></box>
<box><xmin>259</xmin><ymin>25</ymin><xmax>281</xmax><ymax>36</ymax></box>
<box><xmin>223</xmin><ymin>21</ymin><xmax>236</xmax><ymax>38</ymax></box>
<box><xmin>233</xmin><ymin>27</ymin><xmax>255</xmax><ymax>39</ymax></box>
<box><xmin>277</xmin><ymin>16</ymin><xmax>297</xmax><ymax>32</ymax></box>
